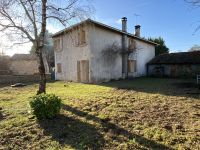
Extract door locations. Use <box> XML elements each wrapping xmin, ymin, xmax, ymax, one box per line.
<box><xmin>77</xmin><ymin>60</ymin><xmax>89</xmax><ymax>83</ymax></box>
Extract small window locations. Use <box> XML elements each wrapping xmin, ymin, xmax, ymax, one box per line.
<box><xmin>57</xmin><ymin>63</ymin><xmax>62</xmax><ymax>73</ymax></box>
<box><xmin>128</xmin><ymin>60</ymin><xmax>137</xmax><ymax>73</ymax></box>
<box><xmin>78</xmin><ymin>29</ymin><xmax>86</xmax><ymax>45</ymax></box>
<box><xmin>54</xmin><ymin>38</ymin><xmax>62</xmax><ymax>51</ymax></box>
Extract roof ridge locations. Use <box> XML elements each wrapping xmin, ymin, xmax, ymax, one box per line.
<box><xmin>52</xmin><ymin>18</ymin><xmax>158</xmax><ymax>46</ymax></box>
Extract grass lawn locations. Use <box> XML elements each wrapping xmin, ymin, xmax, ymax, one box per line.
<box><xmin>0</xmin><ymin>77</ymin><xmax>199</xmax><ymax>150</ymax></box>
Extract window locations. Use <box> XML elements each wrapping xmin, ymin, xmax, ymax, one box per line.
<box><xmin>78</xmin><ymin>29</ymin><xmax>86</xmax><ymax>45</ymax></box>
<box><xmin>129</xmin><ymin>39</ymin><xmax>136</xmax><ymax>51</ymax></box>
<box><xmin>128</xmin><ymin>60</ymin><xmax>137</xmax><ymax>73</ymax></box>
<box><xmin>54</xmin><ymin>38</ymin><xmax>62</xmax><ymax>51</ymax></box>
<box><xmin>57</xmin><ymin>63</ymin><xmax>62</xmax><ymax>73</ymax></box>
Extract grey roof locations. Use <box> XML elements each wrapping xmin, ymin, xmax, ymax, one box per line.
<box><xmin>148</xmin><ymin>51</ymin><xmax>200</xmax><ymax>65</ymax></box>
<box><xmin>52</xmin><ymin>19</ymin><xmax>157</xmax><ymax>46</ymax></box>
<box><xmin>11</xmin><ymin>54</ymin><xmax>37</xmax><ymax>61</ymax></box>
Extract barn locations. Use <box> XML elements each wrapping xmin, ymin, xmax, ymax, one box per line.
<box><xmin>147</xmin><ymin>51</ymin><xmax>200</xmax><ymax>77</ymax></box>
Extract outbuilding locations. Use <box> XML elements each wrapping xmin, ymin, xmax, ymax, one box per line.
<box><xmin>147</xmin><ymin>52</ymin><xmax>200</xmax><ymax>77</ymax></box>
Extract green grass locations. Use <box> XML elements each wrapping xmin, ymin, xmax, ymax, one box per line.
<box><xmin>0</xmin><ymin>77</ymin><xmax>199</xmax><ymax>150</ymax></box>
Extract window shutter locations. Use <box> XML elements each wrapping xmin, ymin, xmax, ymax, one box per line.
<box><xmin>129</xmin><ymin>39</ymin><xmax>136</xmax><ymax>50</ymax></box>
<box><xmin>57</xmin><ymin>63</ymin><xmax>62</xmax><ymax>73</ymax></box>
<box><xmin>128</xmin><ymin>60</ymin><xmax>137</xmax><ymax>73</ymax></box>
<box><xmin>81</xmin><ymin>30</ymin><xmax>86</xmax><ymax>44</ymax></box>
<box><xmin>60</xmin><ymin>38</ymin><xmax>63</xmax><ymax>51</ymax></box>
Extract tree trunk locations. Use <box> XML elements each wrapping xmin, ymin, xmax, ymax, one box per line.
<box><xmin>37</xmin><ymin>48</ymin><xmax>46</xmax><ymax>94</ymax></box>
<box><xmin>37</xmin><ymin>0</ymin><xmax>47</xmax><ymax>94</ymax></box>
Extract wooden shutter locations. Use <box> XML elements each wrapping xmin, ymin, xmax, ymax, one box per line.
<box><xmin>81</xmin><ymin>30</ymin><xmax>86</xmax><ymax>44</ymax></box>
<box><xmin>77</xmin><ymin>61</ymin><xmax>81</xmax><ymax>82</ymax></box>
<box><xmin>128</xmin><ymin>60</ymin><xmax>137</xmax><ymax>73</ymax></box>
<box><xmin>77</xmin><ymin>28</ymin><xmax>86</xmax><ymax>45</ymax></box>
<box><xmin>129</xmin><ymin>39</ymin><xmax>136</xmax><ymax>50</ymax></box>
<box><xmin>57</xmin><ymin>63</ymin><xmax>62</xmax><ymax>73</ymax></box>
<box><xmin>54</xmin><ymin>38</ymin><xmax>62</xmax><ymax>51</ymax></box>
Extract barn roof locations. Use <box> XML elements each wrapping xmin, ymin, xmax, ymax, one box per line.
<box><xmin>11</xmin><ymin>54</ymin><xmax>37</xmax><ymax>61</ymax></box>
<box><xmin>52</xmin><ymin>19</ymin><xmax>157</xmax><ymax>46</ymax></box>
<box><xmin>148</xmin><ymin>51</ymin><xmax>200</xmax><ymax>65</ymax></box>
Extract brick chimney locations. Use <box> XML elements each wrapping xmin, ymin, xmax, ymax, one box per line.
<box><xmin>135</xmin><ymin>25</ymin><xmax>141</xmax><ymax>37</ymax></box>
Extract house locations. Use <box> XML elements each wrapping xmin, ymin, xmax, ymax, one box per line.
<box><xmin>147</xmin><ymin>51</ymin><xmax>200</xmax><ymax>77</ymax></box>
<box><xmin>52</xmin><ymin>18</ymin><xmax>157</xmax><ymax>83</ymax></box>
<box><xmin>9</xmin><ymin>54</ymin><xmax>49</xmax><ymax>75</ymax></box>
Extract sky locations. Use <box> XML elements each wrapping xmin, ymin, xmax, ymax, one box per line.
<box><xmin>1</xmin><ymin>0</ymin><xmax>200</xmax><ymax>55</ymax></box>
<box><xmin>92</xmin><ymin>0</ymin><xmax>200</xmax><ymax>52</ymax></box>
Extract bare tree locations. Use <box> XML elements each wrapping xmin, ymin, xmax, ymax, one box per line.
<box><xmin>185</xmin><ymin>0</ymin><xmax>200</xmax><ymax>32</ymax></box>
<box><xmin>185</xmin><ymin>0</ymin><xmax>200</xmax><ymax>6</ymax></box>
<box><xmin>0</xmin><ymin>0</ymin><xmax>91</xmax><ymax>94</ymax></box>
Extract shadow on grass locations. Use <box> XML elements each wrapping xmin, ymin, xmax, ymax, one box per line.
<box><xmin>38</xmin><ymin>105</ymin><xmax>172</xmax><ymax>149</ymax></box>
<box><xmin>60</xmin><ymin>105</ymin><xmax>173</xmax><ymax>150</ymax></box>
<box><xmin>0</xmin><ymin>82</ymin><xmax>36</xmax><ymax>88</ymax></box>
<box><xmin>38</xmin><ymin>114</ymin><xmax>104</xmax><ymax>150</ymax></box>
<box><xmin>100</xmin><ymin>77</ymin><xmax>200</xmax><ymax>98</ymax></box>
<box><xmin>0</xmin><ymin>110</ymin><xmax>3</xmax><ymax>121</ymax></box>
<box><xmin>0</xmin><ymin>80</ymin><xmax>56</xmax><ymax>88</ymax></box>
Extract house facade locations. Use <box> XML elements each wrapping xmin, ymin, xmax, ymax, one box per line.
<box><xmin>52</xmin><ymin>18</ymin><xmax>156</xmax><ymax>83</ymax></box>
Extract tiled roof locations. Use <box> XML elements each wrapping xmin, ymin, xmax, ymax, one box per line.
<box><xmin>148</xmin><ymin>51</ymin><xmax>200</xmax><ymax>65</ymax></box>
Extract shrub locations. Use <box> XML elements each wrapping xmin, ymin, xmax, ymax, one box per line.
<box><xmin>29</xmin><ymin>94</ymin><xmax>62</xmax><ymax>119</ymax></box>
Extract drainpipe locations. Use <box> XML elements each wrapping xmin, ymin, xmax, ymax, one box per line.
<box><xmin>121</xmin><ymin>17</ymin><xmax>128</xmax><ymax>78</ymax></box>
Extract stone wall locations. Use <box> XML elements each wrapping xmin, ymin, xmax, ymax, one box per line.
<box><xmin>10</xmin><ymin>60</ymin><xmax>39</xmax><ymax>75</ymax></box>
<box><xmin>0</xmin><ymin>74</ymin><xmax>51</xmax><ymax>84</ymax></box>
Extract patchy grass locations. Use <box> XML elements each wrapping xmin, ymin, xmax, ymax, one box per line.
<box><xmin>0</xmin><ymin>77</ymin><xmax>199</xmax><ymax>150</ymax></box>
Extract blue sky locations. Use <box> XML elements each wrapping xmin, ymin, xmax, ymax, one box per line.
<box><xmin>2</xmin><ymin>0</ymin><xmax>200</xmax><ymax>55</ymax></box>
<box><xmin>92</xmin><ymin>0</ymin><xmax>200</xmax><ymax>52</ymax></box>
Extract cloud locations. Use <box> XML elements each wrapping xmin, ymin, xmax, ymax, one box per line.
<box><xmin>0</xmin><ymin>31</ymin><xmax>32</xmax><ymax>56</ymax></box>
<box><xmin>46</xmin><ymin>24</ymin><xmax>63</xmax><ymax>34</ymax></box>
<box><xmin>115</xmin><ymin>19</ymin><xmax>122</xmax><ymax>25</ymax></box>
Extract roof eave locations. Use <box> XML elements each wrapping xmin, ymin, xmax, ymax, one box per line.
<box><xmin>51</xmin><ymin>19</ymin><xmax>90</xmax><ymax>38</ymax></box>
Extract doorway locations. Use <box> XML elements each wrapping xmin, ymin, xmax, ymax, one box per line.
<box><xmin>77</xmin><ymin>60</ymin><xmax>89</xmax><ymax>83</ymax></box>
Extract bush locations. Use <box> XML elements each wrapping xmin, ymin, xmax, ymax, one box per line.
<box><xmin>29</xmin><ymin>94</ymin><xmax>62</xmax><ymax>119</ymax></box>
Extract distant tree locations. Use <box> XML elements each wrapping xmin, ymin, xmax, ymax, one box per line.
<box><xmin>148</xmin><ymin>37</ymin><xmax>169</xmax><ymax>56</ymax></box>
<box><xmin>188</xmin><ymin>44</ymin><xmax>200</xmax><ymax>51</ymax></box>
<box><xmin>30</xmin><ymin>30</ymin><xmax>54</xmax><ymax>69</ymax></box>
